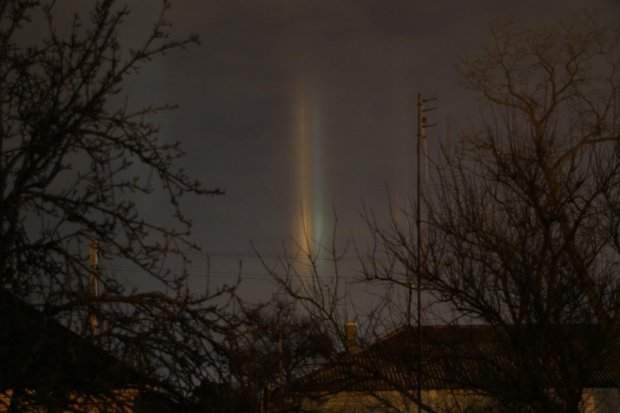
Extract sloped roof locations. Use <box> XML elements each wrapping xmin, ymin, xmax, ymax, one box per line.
<box><xmin>0</xmin><ymin>288</ymin><xmax>194</xmax><ymax>412</ymax></box>
<box><xmin>294</xmin><ymin>324</ymin><xmax>619</xmax><ymax>394</ymax></box>
<box><xmin>0</xmin><ymin>288</ymin><xmax>144</xmax><ymax>393</ymax></box>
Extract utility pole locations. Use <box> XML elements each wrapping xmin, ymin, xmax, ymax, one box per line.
<box><xmin>88</xmin><ymin>240</ymin><xmax>99</xmax><ymax>335</ymax></box>
<box><xmin>415</xmin><ymin>92</ymin><xmax>436</xmax><ymax>411</ymax></box>
<box><xmin>205</xmin><ymin>252</ymin><xmax>211</xmax><ymax>297</ymax></box>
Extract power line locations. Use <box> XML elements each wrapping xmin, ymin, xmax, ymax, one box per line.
<box><xmin>184</xmin><ymin>250</ymin><xmax>364</xmax><ymax>263</ymax></box>
<box><xmin>104</xmin><ymin>265</ymin><xmax>377</xmax><ymax>281</ymax></box>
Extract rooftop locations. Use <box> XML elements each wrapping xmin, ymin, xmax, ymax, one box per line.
<box><xmin>294</xmin><ymin>324</ymin><xmax>617</xmax><ymax>393</ymax></box>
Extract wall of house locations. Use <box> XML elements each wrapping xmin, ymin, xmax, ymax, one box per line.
<box><xmin>301</xmin><ymin>388</ymin><xmax>620</xmax><ymax>413</ymax></box>
<box><xmin>0</xmin><ymin>391</ymin><xmax>12</xmax><ymax>412</ymax></box>
<box><xmin>582</xmin><ymin>388</ymin><xmax>620</xmax><ymax>413</ymax></box>
<box><xmin>301</xmin><ymin>389</ymin><xmax>490</xmax><ymax>413</ymax></box>
<box><xmin>0</xmin><ymin>388</ymin><xmax>138</xmax><ymax>412</ymax></box>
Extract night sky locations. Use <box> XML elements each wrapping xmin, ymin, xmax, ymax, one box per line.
<box><xmin>68</xmin><ymin>0</ymin><xmax>620</xmax><ymax>298</ymax></box>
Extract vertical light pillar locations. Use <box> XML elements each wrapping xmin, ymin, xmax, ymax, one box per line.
<box><xmin>292</xmin><ymin>72</ymin><xmax>325</xmax><ymax>288</ymax></box>
<box><xmin>294</xmin><ymin>75</ymin><xmax>313</xmax><ymax>256</ymax></box>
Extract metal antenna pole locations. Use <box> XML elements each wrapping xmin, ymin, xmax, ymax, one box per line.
<box><xmin>88</xmin><ymin>240</ymin><xmax>99</xmax><ymax>335</ymax></box>
<box><xmin>416</xmin><ymin>92</ymin><xmax>437</xmax><ymax>411</ymax></box>
<box><xmin>416</xmin><ymin>92</ymin><xmax>423</xmax><ymax>410</ymax></box>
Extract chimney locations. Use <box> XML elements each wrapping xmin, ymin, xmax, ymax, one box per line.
<box><xmin>344</xmin><ymin>321</ymin><xmax>359</xmax><ymax>353</ymax></box>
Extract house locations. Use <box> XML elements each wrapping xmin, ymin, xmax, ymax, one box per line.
<box><xmin>0</xmin><ymin>288</ymin><xmax>178</xmax><ymax>412</ymax></box>
<box><xmin>279</xmin><ymin>323</ymin><xmax>620</xmax><ymax>413</ymax></box>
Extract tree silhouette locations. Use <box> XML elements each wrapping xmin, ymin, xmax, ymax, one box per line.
<box><xmin>0</xmin><ymin>0</ymin><xmax>225</xmax><ymax>410</ymax></box>
<box><xmin>369</xmin><ymin>13</ymin><xmax>620</xmax><ymax>413</ymax></box>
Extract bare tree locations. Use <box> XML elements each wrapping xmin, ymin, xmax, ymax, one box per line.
<box><xmin>190</xmin><ymin>297</ymin><xmax>335</xmax><ymax>413</ymax></box>
<box><xmin>369</xmin><ymin>13</ymin><xmax>620</xmax><ymax>413</ymax></box>
<box><xmin>0</xmin><ymin>0</ymin><xmax>229</xmax><ymax>410</ymax></box>
<box><xmin>0</xmin><ymin>0</ymin><xmax>222</xmax><ymax>302</ymax></box>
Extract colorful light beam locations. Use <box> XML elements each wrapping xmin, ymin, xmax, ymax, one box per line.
<box><xmin>293</xmin><ymin>72</ymin><xmax>324</xmax><ymax>257</ymax></box>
